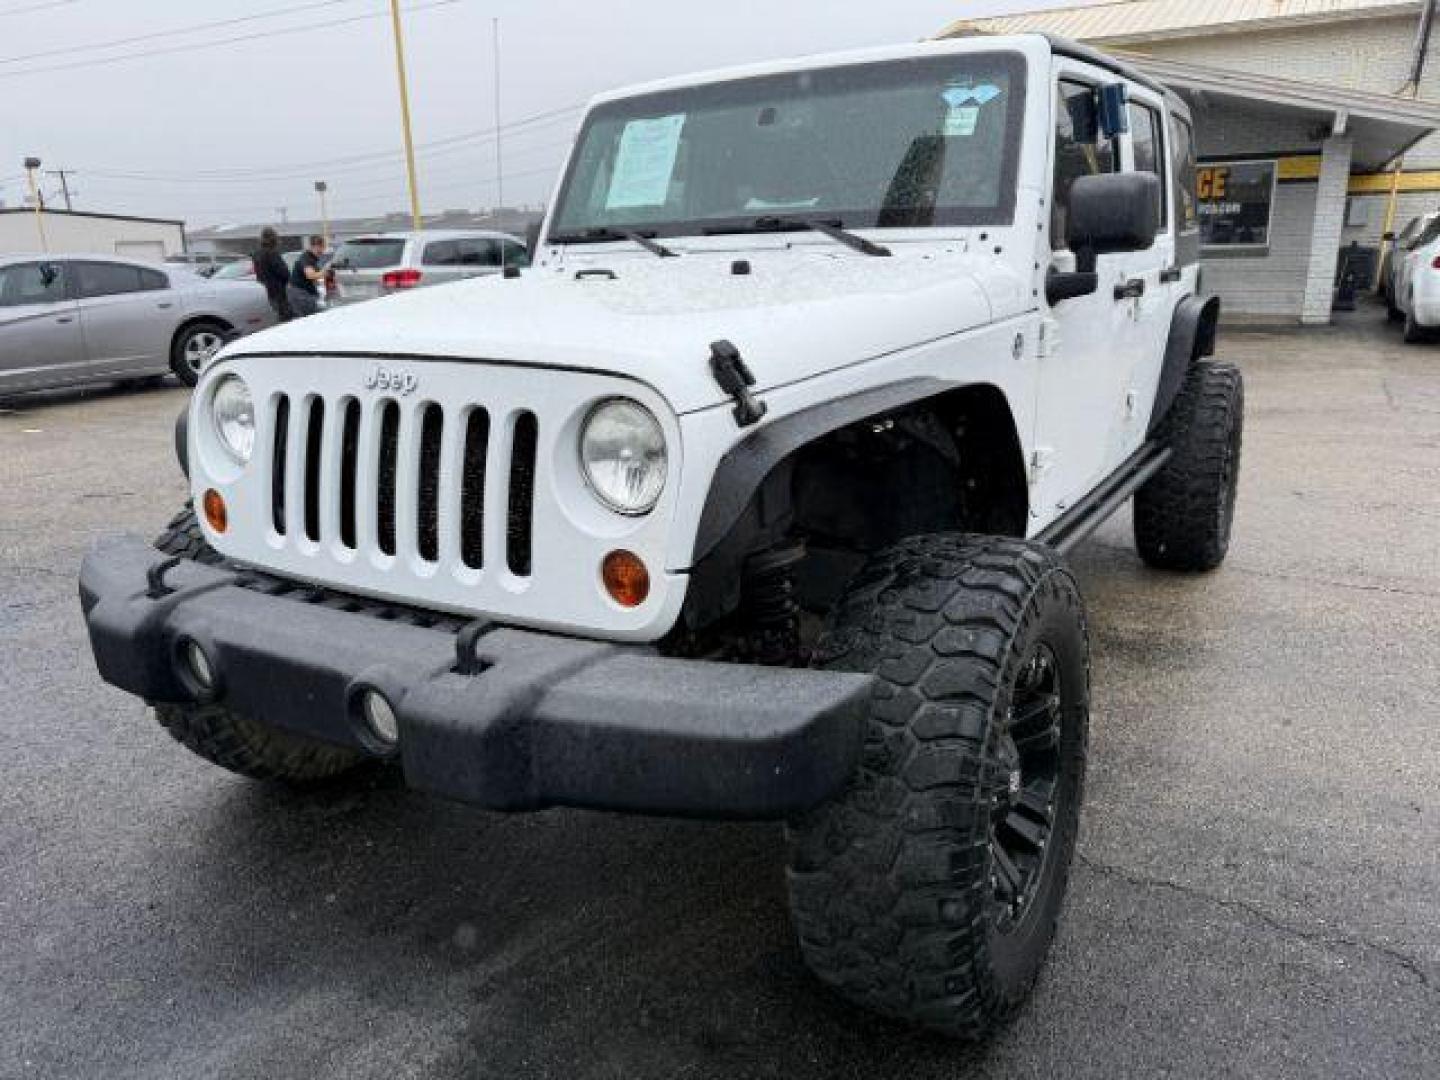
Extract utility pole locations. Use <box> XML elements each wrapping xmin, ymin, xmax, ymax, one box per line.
<box><xmin>45</xmin><ymin>168</ymin><xmax>75</xmax><ymax>210</ymax></box>
<box><xmin>23</xmin><ymin>156</ymin><xmax>46</xmax><ymax>252</ymax></box>
<box><xmin>492</xmin><ymin>17</ymin><xmax>503</xmax><ymax>211</ymax></box>
<box><xmin>315</xmin><ymin>181</ymin><xmax>330</xmax><ymax>247</ymax></box>
<box><xmin>388</xmin><ymin>0</ymin><xmax>423</xmax><ymax>232</ymax></box>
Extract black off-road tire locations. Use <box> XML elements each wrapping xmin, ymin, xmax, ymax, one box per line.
<box><xmin>154</xmin><ymin>503</ymin><xmax>225</xmax><ymax>565</ymax></box>
<box><xmin>1403</xmin><ymin>305</ymin><xmax>1431</xmax><ymax>344</ymax></box>
<box><xmin>1133</xmin><ymin>361</ymin><xmax>1244</xmax><ymax>572</ymax></box>
<box><xmin>152</xmin><ymin>505</ymin><xmax>365</xmax><ymax>785</ymax></box>
<box><xmin>1386</xmin><ymin>292</ymin><xmax>1403</xmax><ymax>322</ymax></box>
<box><xmin>786</xmin><ymin>535</ymin><xmax>1090</xmax><ymax>1039</ymax></box>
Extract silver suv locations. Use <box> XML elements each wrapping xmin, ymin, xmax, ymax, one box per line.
<box><xmin>328</xmin><ymin>229</ymin><xmax>527</xmax><ymax>305</ymax></box>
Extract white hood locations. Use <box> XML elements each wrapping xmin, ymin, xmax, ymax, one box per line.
<box><xmin>229</xmin><ymin>247</ymin><xmax>1025</xmax><ymax>414</ymax></box>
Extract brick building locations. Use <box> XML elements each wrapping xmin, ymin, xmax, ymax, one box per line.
<box><xmin>942</xmin><ymin>0</ymin><xmax>1440</xmax><ymax>323</ymax></box>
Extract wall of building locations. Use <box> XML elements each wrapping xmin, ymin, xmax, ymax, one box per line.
<box><xmin>1128</xmin><ymin>13</ymin><xmax>1440</xmax><ymax>249</ymax></box>
<box><xmin>0</xmin><ymin>211</ymin><xmax>185</xmax><ymax>258</ymax></box>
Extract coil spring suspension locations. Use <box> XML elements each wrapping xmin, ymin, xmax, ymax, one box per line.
<box><xmin>738</xmin><ymin>541</ymin><xmax>805</xmax><ymax>666</ymax></box>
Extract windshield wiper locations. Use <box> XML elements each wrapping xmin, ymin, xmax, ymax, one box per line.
<box><xmin>548</xmin><ymin>226</ymin><xmax>678</xmax><ymax>258</ymax></box>
<box><xmin>704</xmin><ymin>216</ymin><xmax>891</xmax><ymax>257</ymax></box>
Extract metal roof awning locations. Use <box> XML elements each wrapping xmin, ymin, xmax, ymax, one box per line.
<box><xmin>1120</xmin><ymin>52</ymin><xmax>1440</xmax><ymax>169</ymax></box>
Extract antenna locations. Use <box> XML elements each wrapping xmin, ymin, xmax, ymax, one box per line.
<box><xmin>493</xmin><ymin>16</ymin><xmax>503</xmax><ymax>210</ymax></box>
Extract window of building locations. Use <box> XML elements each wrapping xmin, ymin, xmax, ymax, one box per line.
<box><xmin>1051</xmin><ymin>79</ymin><xmax>1117</xmax><ymax>250</ymax></box>
<box><xmin>1128</xmin><ymin>102</ymin><xmax>1167</xmax><ymax>230</ymax></box>
<box><xmin>1197</xmin><ymin>159</ymin><xmax>1276</xmax><ymax>250</ymax></box>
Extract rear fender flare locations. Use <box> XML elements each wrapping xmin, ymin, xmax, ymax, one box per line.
<box><xmin>1148</xmin><ymin>294</ymin><xmax>1219</xmax><ymax>436</ymax></box>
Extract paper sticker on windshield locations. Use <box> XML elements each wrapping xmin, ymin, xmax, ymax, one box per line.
<box><xmin>944</xmin><ymin>105</ymin><xmax>980</xmax><ymax>137</ymax></box>
<box><xmin>606</xmin><ymin>113</ymin><xmax>685</xmax><ymax>210</ymax></box>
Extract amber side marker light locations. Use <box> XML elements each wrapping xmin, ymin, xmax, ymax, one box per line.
<box><xmin>602</xmin><ymin>550</ymin><xmax>650</xmax><ymax>608</ymax></box>
<box><xmin>202</xmin><ymin>489</ymin><xmax>228</xmax><ymax>534</ymax></box>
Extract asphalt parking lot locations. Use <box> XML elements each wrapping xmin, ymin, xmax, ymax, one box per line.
<box><xmin>2</xmin><ymin>303</ymin><xmax>1438</xmax><ymax>1079</ymax></box>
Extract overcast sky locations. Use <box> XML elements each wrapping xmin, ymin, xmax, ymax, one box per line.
<box><xmin>0</xmin><ymin>0</ymin><xmax>1088</xmax><ymax>228</ymax></box>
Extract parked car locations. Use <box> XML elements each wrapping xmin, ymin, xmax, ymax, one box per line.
<box><xmin>0</xmin><ymin>254</ymin><xmax>275</xmax><ymax>394</ymax></box>
<box><xmin>1389</xmin><ymin>213</ymin><xmax>1440</xmax><ymax>342</ymax></box>
<box><xmin>328</xmin><ymin>230</ymin><xmax>527</xmax><ymax>305</ymax></box>
<box><xmin>1380</xmin><ymin>211</ymin><xmax>1437</xmax><ymax>313</ymax></box>
<box><xmin>164</xmin><ymin>252</ymin><xmax>245</xmax><ymax>278</ymax></box>
<box><xmin>79</xmin><ymin>35</ymin><xmax>1243</xmax><ymax>1040</ymax></box>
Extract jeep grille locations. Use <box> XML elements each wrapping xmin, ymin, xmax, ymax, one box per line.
<box><xmin>267</xmin><ymin>391</ymin><xmax>536</xmax><ymax>575</ymax></box>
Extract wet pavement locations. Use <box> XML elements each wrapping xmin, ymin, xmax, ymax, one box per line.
<box><xmin>2</xmin><ymin>303</ymin><xmax>1437</xmax><ymax>1078</ymax></box>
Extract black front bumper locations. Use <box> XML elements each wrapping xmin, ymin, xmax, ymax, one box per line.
<box><xmin>78</xmin><ymin>535</ymin><xmax>870</xmax><ymax>819</ymax></box>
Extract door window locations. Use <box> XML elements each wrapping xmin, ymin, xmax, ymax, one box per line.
<box><xmin>1128</xmin><ymin>102</ymin><xmax>1166</xmax><ymax>230</ymax></box>
<box><xmin>457</xmin><ymin>238</ymin><xmax>503</xmax><ymax>267</ymax></box>
<box><xmin>1170</xmin><ymin>115</ymin><xmax>1199</xmax><ymax>234</ymax></box>
<box><xmin>137</xmin><ymin>267</ymin><xmax>169</xmax><ymax>291</ymax></box>
<box><xmin>0</xmin><ymin>262</ymin><xmax>66</xmax><ymax>306</ymax></box>
<box><xmin>1052</xmin><ymin>80</ymin><xmax>1117</xmax><ymax>250</ymax></box>
<box><xmin>422</xmin><ymin>240</ymin><xmax>461</xmax><ymax>265</ymax></box>
<box><xmin>74</xmin><ymin>261</ymin><xmax>149</xmax><ymax>298</ymax></box>
<box><xmin>503</xmin><ymin>242</ymin><xmax>529</xmax><ymax>268</ymax></box>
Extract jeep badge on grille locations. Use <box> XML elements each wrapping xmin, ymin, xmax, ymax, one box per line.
<box><xmin>364</xmin><ymin>365</ymin><xmax>419</xmax><ymax>395</ymax></box>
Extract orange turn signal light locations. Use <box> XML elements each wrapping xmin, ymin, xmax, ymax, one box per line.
<box><xmin>602</xmin><ymin>550</ymin><xmax>649</xmax><ymax>608</ymax></box>
<box><xmin>202</xmin><ymin>488</ymin><xmax>228</xmax><ymax>534</ymax></box>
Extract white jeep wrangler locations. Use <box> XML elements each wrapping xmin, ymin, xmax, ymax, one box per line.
<box><xmin>81</xmin><ymin>34</ymin><xmax>1242</xmax><ymax>1038</ymax></box>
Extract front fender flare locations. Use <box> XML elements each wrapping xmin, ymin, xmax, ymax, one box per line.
<box><xmin>689</xmin><ymin>376</ymin><xmax>949</xmax><ymax>564</ymax></box>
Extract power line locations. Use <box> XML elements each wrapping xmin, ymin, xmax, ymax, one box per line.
<box><xmin>0</xmin><ymin>0</ymin><xmax>462</xmax><ymax>80</ymax></box>
<box><xmin>74</xmin><ymin>104</ymin><xmax>582</xmax><ymax>183</ymax></box>
<box><xmin>0</xmin><ymin>1</ymin><xmax>77</xmax><ymax>17</ymax></box>
<box><xmin>0</xmin><ymin>0</ymin><xmax>363</xmax><ymax>65</ymax></box>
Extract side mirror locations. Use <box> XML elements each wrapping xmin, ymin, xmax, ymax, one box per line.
<box><xmin>1067</xmin><ymin>171</ymin><xmax>1161</xmax><ymax>272</ymax></box>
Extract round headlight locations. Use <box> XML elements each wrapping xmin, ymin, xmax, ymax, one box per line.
<box><xmin>210</xmin><ymin>375</ymin><xmax>255</xmax><ymax>464</ymax></box>
<box><xmin>580</xmin><ymin>398</ymin><xmax>667</xmax><ymax>515</ymax></box>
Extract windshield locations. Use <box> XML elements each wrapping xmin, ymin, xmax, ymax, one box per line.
<box><xmin>551</xmin><ymin>51</ymin><xmax>1025</xmax><ymax>240</ymax></box>
<box><xmin>334</xmin><ymin>238</ymin><xmax>407</xmax><ymax>269</ymax></box>
<box><xmin>212</xmin><ymin>260</ymin><xmax>253</xmax><ymax>280</ymax></box>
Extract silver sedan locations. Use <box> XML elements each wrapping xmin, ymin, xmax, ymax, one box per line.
<box><xmin>0</xmin><ymin>254</ymin><xmax>276</xmax><ymax>395</ymax></box>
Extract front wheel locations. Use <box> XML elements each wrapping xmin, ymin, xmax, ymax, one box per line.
<box><xmin>170</xmin><ymin>321</ymin><xmax>227</xmax><ymax>387</ymax></box>
<box><xmin>786</xmin><ymin>535</ymin><xmax>1089</xmax><ymax>1039</ymax></box>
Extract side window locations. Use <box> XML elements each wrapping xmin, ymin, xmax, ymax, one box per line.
<box><xmin>423</xmin><ymin>240</ymin><xmax>461</xmax><ymax>266</ymax></box>
<box><xmin>503</xmin><ymin>242</ymin><xmax>529</xmax><ymax>269</ymax></box>
<box><xmin>1052</xmin><ymin>80</ymin><xmax>1117</xmax><ymax>251</ymax></box>
<box><xmin>137</xmin><ymin>267</ymin><xmax>169</xmax><ymax>291</ymax></box>
<box><xmin>1128</xmin><ymin>102</ymin><xmax>1167</xmax><ymax>230</ymax></box>
<box><xmin>1171</xmin><ymin>115</ymin><xmax>1199</xmax><ymax>234</ymax></box>
<box><xmin>0</xmin><ymin>262</ymin><xmax>66</xmax><ymax>307</ymax></box>
<box><xmin>1411</xmin><ymin>217</ymin><xmax>1440</xmax><ymax>250</ymax></box>
<box><xmin>457</xmin><ymin>238</ymin><xmax>502</xmax><ymax>267</ymax></box>
<box><xmin>74</xmin><ymin>262</ymin><xmax>145</xmax><ymax>299</ymax></box>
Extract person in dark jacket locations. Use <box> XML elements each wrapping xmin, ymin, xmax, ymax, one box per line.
<box><xmin>286</xmin><ymin>234</ymin><xmax>328</xmax><ymax>318</ymax></box>
<box><xmin>252</xmin><ymin>227</ymin><xmax>292</xmax><ymax>321</ymax></box>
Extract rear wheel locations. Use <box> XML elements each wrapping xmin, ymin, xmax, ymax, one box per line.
<box><xmin>170</xmin><ymin>321</ymin><xmax>227</xmax><ymax>387</ymax></box>
<box><xmin>786</xmin><ymin>534</ymin><xmax>1089</xmax><ymax>1039</ymax></box>
<box><xmin>1134</xmin><ymin>361</ymin><xmax>1244</xmax><ymax>572</ymax></box>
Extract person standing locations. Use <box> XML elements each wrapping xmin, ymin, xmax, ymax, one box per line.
<box><xmin>286</xmin><ymin>234</ymin><xmax>328</xmax><ymax>318</ymax></box>
<box><xmin>252</xmin><ymin>227</ymin><xmax>292</xmax><ymax>321</ymax></box>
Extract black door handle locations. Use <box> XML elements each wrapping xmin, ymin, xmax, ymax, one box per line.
<box><xmin>55</xmin><ymin>315</ymin><xmax>74</xmax><ymax>324</ymax></box>
<box><xmin>1160</xmin><ymin>266</ymin><xmax>1183</xmax><ymax>283</ymax></box>
<box><xmin>1114</xmin><ymin>278</ymin><xmax>1146</xmax><ymax>300</ymax></box>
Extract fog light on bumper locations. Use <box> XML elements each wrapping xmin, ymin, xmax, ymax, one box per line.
<box><xmin>359</xmin><ymin>688</ymin><xmax>399</xmax><ymax>746</ymax></box>
<box><xmin>181</xmin><ymin>638</ymin><xmax>215</xmax><ymax>692</ymax></box>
